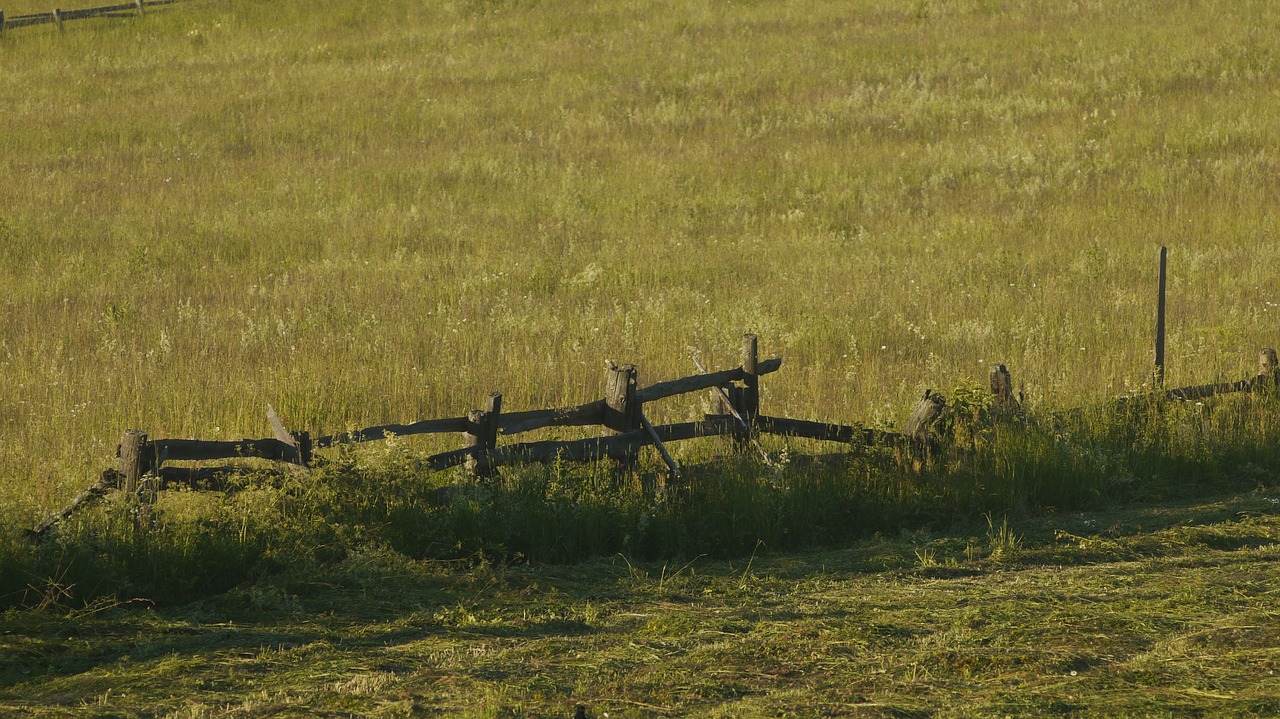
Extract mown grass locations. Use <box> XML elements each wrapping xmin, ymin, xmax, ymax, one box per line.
<box><xmin>2</xmin><ymin>488</ymin><xmax>1279</xmax><ymax>717</ymax></box>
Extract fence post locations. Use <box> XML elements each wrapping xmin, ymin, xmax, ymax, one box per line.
<box><xmin>905</xmin><ymin>390</ymin><xmax>945</xmax><ymax>443</ymax></box>
<box><xmin>989</xmin><ymin>363</ymin><xmax>1023</xmax><ymax>417</ymax></box>
<box><xmin>1</xmin><ymin>11</ymin><xmax>7</xmax><ymax>35</ymax></box>
<box><xmin>604</xmin><ymin>362</ymin><xmax>639</xmax><ymax>462</ymax></box>
<box><xmin>119</xmin><ymin>430</ymin><xmax>149</xmax><ymax>496</ymax></box>
<box><xmin>52</xmin><ymin>8</ymin><xmax>63</xmax><ymax>32</ymax></box>
<box><xmin>465</xmin><ymin>392</ymin><xmax>502</xmax><ymax>479</ymax></box>
<box><xmin>1154</xmin><ymin>245</ymin><xmax>1167</xmax><ymax>387</ymax></box>
<box><xmin>742</xmin><ymin>334</ymin><xmax>759</xmax><ymax>422</ymax></box>
<box><xmin>1258</xmin><ymin>348</ymin><xmax>1278</xmax><ymax>392</ymax></box>
<box><xmin>135</xmin><ymin>0</ymin><xmax>144</xmax><ymax>15</ymax></box>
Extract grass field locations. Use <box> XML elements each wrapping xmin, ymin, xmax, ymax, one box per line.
<box><xmin>3</xmin><ymin>0</ymin><xmax>1280</xmax><ymax>713</ymax></box>
<box><xmin>2</xmin><ymin>491</ymin><xmax>1279</xmax><ymax>717</ymax></box>
<box><xmin>3</xmin><ymin>0</ymin><xmax>1279</xmax><ymax>509</ymax></box>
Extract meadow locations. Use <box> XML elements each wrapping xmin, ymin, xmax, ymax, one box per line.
<box><xmin>2</xmin><ymin>0</ymin><xmax>1280</xmax><ymax>713</ymax></box>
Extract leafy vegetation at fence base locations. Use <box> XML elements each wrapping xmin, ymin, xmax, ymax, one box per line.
<box><xmin>3</xmin><ymin>488</ymin><xmax>1279</xmax><ymax>718</ymax></box>
<box><xmin>6</xmin><ymin>392</ymin><xmax>1280</xmax><ymax>612</ymax></box>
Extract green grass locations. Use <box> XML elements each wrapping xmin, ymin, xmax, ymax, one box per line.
<box><xmin>3</xmin><ymin>0</ymin><xmax>1280</xmax><ymax>515</ymax></box>
<box><xmin>2</xmin><ymin>489</ymin><xmax>1279</xmax><ymax>717</ymax></box>
<box><xmin>3</xmin><ymin>1</ymin><xmax>1280</xmax><ymax>712</ymax></box>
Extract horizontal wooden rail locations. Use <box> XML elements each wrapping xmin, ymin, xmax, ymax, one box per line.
<box><xmin>154</xmin><ymin>437</ymin><xmax>299</xmax><ymax>463</ymax></box>
<box><xmin>313</xmin><ymin>416</ymin><xmax>469</xmax><ymax>449</ymax></box>
<box><xmin>635</xmin><ymin>357</ymin><xmax>781</xmax><ymax>403</ymax></box>
<box><xmin>311</xmin><ymin>358</ymin><xmax>782</xmax><ymax>446</ymax></box>
<box><xmin>1</xmin><ymin>0</ymin><xmax>187</xmax><ymax>30</ymax></box>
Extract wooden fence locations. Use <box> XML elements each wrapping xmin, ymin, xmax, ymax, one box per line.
<box><xmin>0</xmin><ymin>0</ymin><xmax>190</xmax><ymax>33</ymax></box>
<box><xmin>27</xmin><ymin>329</ymin><xmax>1280</xmax><ymax>540</ymax></box>
<box><xmin>109</xmin><ymin>334</ymin><xmax>914</xmax><ymax>491</ymax></box>
<box><xmin>22</xmin><ymin>247</ymin><xmax>1280</xmax><ymax>539</ymax></box>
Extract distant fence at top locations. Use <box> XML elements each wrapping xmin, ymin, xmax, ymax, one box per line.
<box><xmin>0</xmin><ymin>0</ymin><xmax>193</xmax><ymax>32</ymax></box>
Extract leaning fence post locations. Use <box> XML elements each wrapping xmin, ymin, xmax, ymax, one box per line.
<box><xmin>119</xmin><ymin>430</ymin><xmax>149</xmax><ymax>496</ymax></box>
<box><xmin>465</xmin><ymin>392</ymin><xmax>502</xmax><ymax>479</ymax></box>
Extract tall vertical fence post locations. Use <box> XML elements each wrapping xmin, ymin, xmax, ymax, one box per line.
<box><xmin>1155</xmin><ymin>245</ymin><xmax>1168</xmax><ymax>388</ymax></box>
<box><xmin>604</xmin><ymin>362</ymin><xmax>640</xmax><ymax>463</ymax></box>
<box><xmin>1259</xmin><ymin>348</ymin><xmax>1278</xmax><ymax>392</ymax></box>
<box><xmin>135</xmin><ymin>0</ymin><xmax>144</xmax><ymax>15</ymax></box>
<box><xmin>52</xmin><ymin>8</ymin><xmax>63</xmax><ymax>32</ymax></box>
<box><xmin>119</xmin><ymin>430</ymin><xmax>149</xmax><ymax>496</ymax></box>
<box><xmin>465</xmin><ymin>392</ymin><xmax>502</xmax><ymax>480</ymax></box>
<box><xmin>0</xmin><ymin>11</ymin><xmax>7</xmax><ymax>35</ymax></box>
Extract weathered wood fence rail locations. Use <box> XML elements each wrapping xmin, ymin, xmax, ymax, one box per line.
<box><xmin>0</xmin><ymin>0</ymin><xmax>190</xmax><ymax>32</ymax></box>
<box><xmin>113</xmin><ymin>337</ymin><xmax>815</xmax><ymax>490</ymax></box>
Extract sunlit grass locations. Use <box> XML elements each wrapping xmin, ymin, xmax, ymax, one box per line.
<box><xmin>2</xmin><ymin>0</ymin><xmax>1280</xmax><ymax>594</ymax></box>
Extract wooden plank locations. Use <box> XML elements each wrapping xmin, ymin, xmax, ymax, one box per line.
<box><xmin>498</xmin><ymin>400</ymin><xmax>606</xmax><ymax>434</ymax></box>
<box><xmin>154</xmin><ymin>437</ymin><xmax>300</xmax><ymax>462</ymax></box>
<box><xmin>640</xmin><ymin>410</ymin><xmax>681</xmax><ymax>481</ymax></box>
<box><xmin>313</xmin><ymin>416</ymin><xmax>469</xmax><ymax>448</ymax></box>
<box><xmin>441</xmin><ymin>418</ymin><xmax>737</xmax><ymax>469</ymax></box>
<box><xmin>753</xmin><ymin>415</ymin><xmax>876</xmax><ymax>444</ymax></box>
<box><xmin>28</xmin><ymin>470</ymin><xmax>117</xmax><ymax>541</ymax></box>
<box><xmin>635</xmin><ymin>357</ymin><xmax>781</xmax><ymax>403</ymax></box>
<box><xmin>692</xmin><ymin>354</ymin><xmax>772</xmax><ymax>463</ymax></box>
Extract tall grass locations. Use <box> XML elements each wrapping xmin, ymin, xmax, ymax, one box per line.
<box><xmin>2</xmin><ymin>0</ymin><xmax>1280</xmax><ymax>605</ymax></box>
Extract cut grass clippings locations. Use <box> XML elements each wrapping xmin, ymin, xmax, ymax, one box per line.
<box><xmin>2</xmin><ymin>488</ymin><xmax>1278</xmax><ymax>718</ymax></box>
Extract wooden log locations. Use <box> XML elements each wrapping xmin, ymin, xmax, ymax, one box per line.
<box><xmin>313</xmin><ymin>415</ymin><xmax>469</xmax><ymax>448</ymax></box>
<box><xmin>266</xmin><ymin>404</ymin><xmax>309</xmax><ymax>466</ymax></box>
<box><xmin>486</xmin><ymin>418</ymin><xmax>738</xmax><ymax>467</ymax></box>
<box><xmin>153</xmin><ymin>437</ymin><xmax>300</xmax><ymax>462</ymax></box>
<box><xmin>498</xmin><ymin>400</ymin><xmax>605</xmax><ymax>435</ymax></box>
<box><xmin>751</xmin><ymin>415</ymin><xmax>878</xmax><ymax>444</ymax></box>
<box><xmin>28</xmin><ymin>470</ymin><xmax>118</xmax><ymax>541</ymax></box>
<box><xmin>119</xmin><ymin>430</ymin><xmax>149</xmax><ymax>496</ymax></box>
<box><xmin>634</xmin><ymin>357</ymin><xmax>782</xmax><ymax>403</ymax></box>
<box><xmin>692</xmin><ymin>354</ymin><xmax>772</xmax><ymax>462</ymax></box>
<box><xmin>905</xmin><ymin>391</ymin><xmax>946</xmax><ymax>441</ymax></box>
<box><xmin>639</xmin><ymin>410</ymin><xmax>681</xmax><ymax>482</ymax></box>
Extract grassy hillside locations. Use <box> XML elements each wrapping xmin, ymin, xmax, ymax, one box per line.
<box><xmin>3</xmin><ymin>0</ymin><xmax>1279</xmax><ymax>517</ymax></box>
